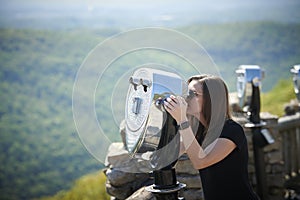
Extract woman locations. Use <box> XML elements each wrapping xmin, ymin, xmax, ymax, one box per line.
<box><xmin>164</xmin><ymin>75</ymin><xmax>259</xmax><ymax>200</ymax></box>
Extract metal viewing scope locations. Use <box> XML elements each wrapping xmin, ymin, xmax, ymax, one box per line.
<box><xmin>290</xmin><ymin>64</ymin><xmax>300</xmax><ymax>101</ymax></box>
<box><xmin>125</xmin><ymin>68</ymin><xmax>187</xmax><ymax>200</ymax></box>
<box><xmin>235</xmin><ymin>65</ymin><xmax>264</xmax><ymax>110</ymax></box>
<box><xmin>236</xmin><ymin>65</ymin><xmax>274</xmax><ymax>200</ymax></box>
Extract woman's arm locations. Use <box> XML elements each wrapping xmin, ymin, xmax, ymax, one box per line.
<box><xmin>179</xmin><ymin>127</ymin><xmax>236</xmax><ymax>169</ymax></box>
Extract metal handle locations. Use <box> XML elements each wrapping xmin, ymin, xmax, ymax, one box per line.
<box><xmin>129</xmin><ymin>76</ymin><xmax>151</xmax><ymax>91</ymax></box>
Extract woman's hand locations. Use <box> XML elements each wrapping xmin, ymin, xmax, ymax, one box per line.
<box><xmin>163</xmin><ymin>95</ymin><xmax>188</xmax><ymax>124</ymax></box>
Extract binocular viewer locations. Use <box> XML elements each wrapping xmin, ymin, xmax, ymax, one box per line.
<box><xmin>290</xmin><ymin>64</ymin><xmax>300</xmax><ymax>100</ymax></box>
<box><xmin>125</xmin><ymin>68</ymin><xmax>187</xmax><ymax>156</ymax></box>
<box><xmin>235</xmin><ymin>65</ymin><xmax>265</xmax><ymax>111</ymax></box>
<box><xmin>125</xmin><ymin>68</ymin><xmax>187</xmax><ymax>199</ymax></box>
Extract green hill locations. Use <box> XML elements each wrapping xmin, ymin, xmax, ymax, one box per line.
<box><xmin>38</xmin><ymin>170</ymin><xmax>110</xmax><ymax>200</ymax></box>
<box><xmin>261</xmin><ymin>79</ymin><xmax>296</xmax><ymax>116</ymax></box>
<box><xmin>0</xmin><ymin>22</ymin><xmax>299</xmax><ymax>199</ymax></box>
<box><xmin>0</xmin><ymin>29</ymin><xmax>108</xmax><ymax>199</ymax></box>
<box><xmin>180</xmin><ymin>22</ymin><xmax>300</xmax><ymax>92</ymax></box>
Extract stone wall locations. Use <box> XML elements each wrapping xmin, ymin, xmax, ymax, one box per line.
<box><xmin>242</xmin><ymin>113</ymin><xmax>285</xmax><ymax>200</ymax></box>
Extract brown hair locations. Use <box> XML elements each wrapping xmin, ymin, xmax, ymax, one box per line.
<box><xmin>187</xmin><ymin>75</ymin><xmax>231</xmax><ymax>128</ymax></box>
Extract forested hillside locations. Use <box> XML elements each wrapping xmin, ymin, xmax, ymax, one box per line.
<box><xmin>180</xmin><ymin>22</ymin><xmax>300</xmax><ymax>91</ymax></box>
<box><xmin>39</xmin><ymin>171</ymin><xmax>110</xmax><ymax>200</ymax></box>
<box><xmin>0</xmin><ymin>29</ymin><xmax>111</xmax><ymax>199</ymax></box>
<box><xmin>0</xmin><ymin>22</ymin><xmax>299</xmax><ymax>200</ymax></box>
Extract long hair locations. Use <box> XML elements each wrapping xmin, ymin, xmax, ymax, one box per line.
<box><xmin>187</xmin><ymin>75</ymin><xmax>231</xmax><ymax>147</ymax></box>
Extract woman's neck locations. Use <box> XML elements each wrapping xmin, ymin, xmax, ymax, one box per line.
<box><xmin>195</xmin><ymin>114</ymin><xmax>208</xmax><ymax>128</ymax></box>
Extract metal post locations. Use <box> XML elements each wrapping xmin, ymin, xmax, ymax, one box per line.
<box><xmin>247</xmin><ymin>82</ymin><xmax>269</xmax><ymax>200</ymax></box>
<box><xmin>147</xmin><ymin>110</ymin><xmax>185</xmax><ymax>200</ymax></box>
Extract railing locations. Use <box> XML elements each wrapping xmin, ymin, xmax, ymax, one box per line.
<box><xmin>277</xmin><ymin>113</ymin><xmax>300</xmax><ymax>198</ymax></box>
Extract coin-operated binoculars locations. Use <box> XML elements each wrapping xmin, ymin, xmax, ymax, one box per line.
<box><xmin>290</xmin><ymin>64</ymin><xmax>300</xmax><ymax>101</ymax></box>
<box><xmin>125</xmin><ymin>68</ymin><xmax>186</xmax><ymax>200</ymax></box>
<box><xmin>236</xmin><ymin>65</ymin><xmax>274</xmax><ymax>200</ymax></box>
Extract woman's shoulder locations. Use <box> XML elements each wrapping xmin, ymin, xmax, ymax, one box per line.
<box><xmin>224</xmin><ymin>119</ymin><xmax>244</xmax><ymax>132</ymax></box>
<box><xmin>221</xmin><ymin>119</ymin><xmax>246</xmax><ymax>148</ymax></box>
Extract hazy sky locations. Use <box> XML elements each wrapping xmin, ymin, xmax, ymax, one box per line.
<box><xmin>1</xmin><ymin>0</ymin><xmax>299</xmax><ymax>28</ymax></box>
<box><xmin>3</xmin><ymin>0</ymin><xmax>299</xmax><ymax>8</ymax></box>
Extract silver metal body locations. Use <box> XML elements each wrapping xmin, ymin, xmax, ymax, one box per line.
<box><xmin>235</xmin><ymin>65</ymin><xmax>264</xmax><ymax>110</ymax></box>
<box><xmin>125</xmin><ymin>68</ymin><xmax>187</xmax><ymax>155</ymax></box>
<box><xmin>290</xmin><ymin>64</ymin><xmax>300</xmax><ymax>100</ymax></box>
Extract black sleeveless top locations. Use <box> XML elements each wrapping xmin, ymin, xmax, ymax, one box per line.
<box><xmin>198</xmin><ymin>119</ymin><xmax>260</xmax><ymax>200</ymax></box>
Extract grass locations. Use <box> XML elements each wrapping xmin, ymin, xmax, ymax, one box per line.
<box><xmin>261</xmin><ymin>79</ymin><xmax>296</xmax><ymax>117</ymax></box>
<box><xmin>39</xmin><ymin>170</ymin><xmax>110</xmax><ymax>200</ymax></box>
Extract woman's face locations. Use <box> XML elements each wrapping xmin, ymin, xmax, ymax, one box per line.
<box><xmin>186</xmin><ymin>80</ymin><xmax>203</xmax><ymax>119</ymax></box>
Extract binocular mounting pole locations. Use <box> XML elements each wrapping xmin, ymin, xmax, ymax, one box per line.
<box><xmin>147</xmin><ymin>108</ymin><xmax>186</xmax><ymax>200</ymax></box>
<box><xmin>246</xmin><ymin>81</ymin><xmax>269</xmax><ymax>200</ymax></box>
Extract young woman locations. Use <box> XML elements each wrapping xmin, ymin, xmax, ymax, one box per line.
<box><xmin>164</xmin><ymin>75</ymin><xmax>259</xmax><ymax>200</ymax></box>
